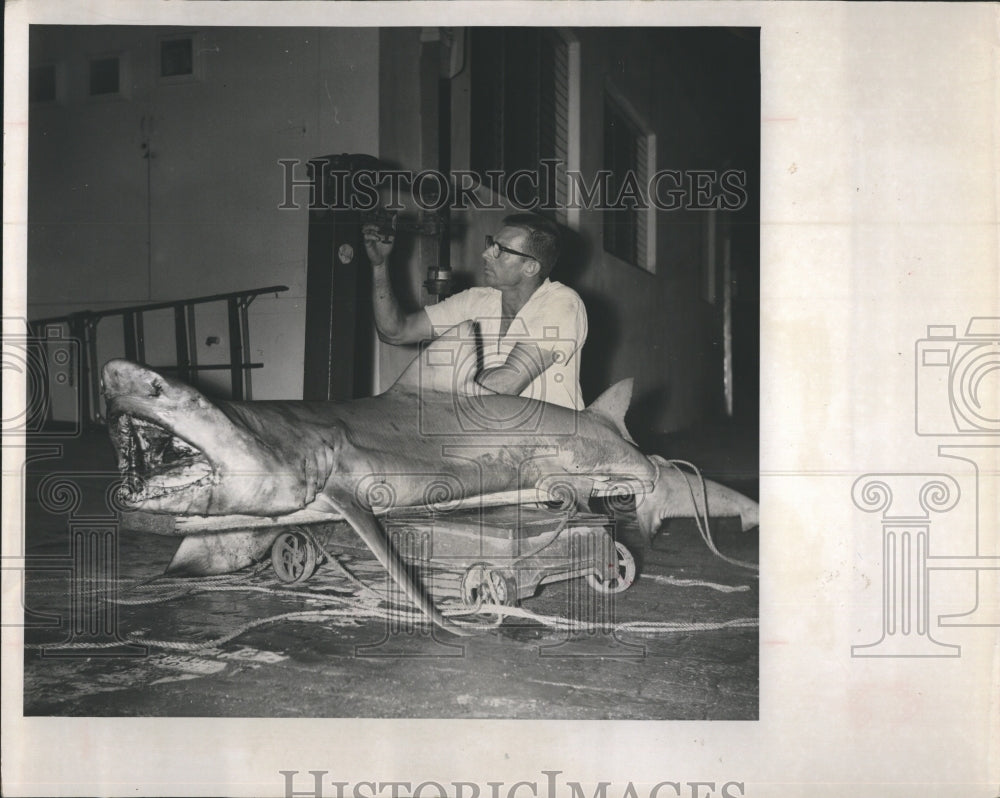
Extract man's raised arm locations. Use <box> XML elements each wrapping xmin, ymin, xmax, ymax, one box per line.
<box><xmin>363</xmin><ymin>225</ymin><xmax>433</xmax><ymax>346</ymax></box>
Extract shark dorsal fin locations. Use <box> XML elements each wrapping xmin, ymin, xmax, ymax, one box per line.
<box><xmin>385</xmin><ymin>320</ymin><xmax>484</xmax><ymax>396</ymax></box>
<box><xmin>585</xmin><ymin>378</ymin><xmax>636</xmax><ymax>444</ymax></box>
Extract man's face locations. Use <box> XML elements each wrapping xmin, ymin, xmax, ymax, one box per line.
<box><xmin>481</xmin><ymin>225</ymin><xmax>535</xmax><ymax>289</ymax></box>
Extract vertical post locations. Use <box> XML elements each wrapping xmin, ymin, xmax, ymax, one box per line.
<box><xmin>67</xmin><ymin>314</ymin><xmax>91</xmax><ymax>425</ymax></box>
<box><xmin>173</xmin><ymin>303</ymin><xmax>190</xmax><ymax>385</ymax></box>
<box><xmin>70</xmin><ymin>313</ymin><xmax>101</xmax><ymax>426</ymax></box>
<box><xmin>419</xmin><ymin>29</ymin><xmax>443</xmax><ymax>302</ymax></box>
<box><xmin>722</xmin><ymin>234</ymin><xmax>734</xmax><ymax>418</ymax></box>
<box><xmin>123</xmin><ymin>312</ymin><xmax>138</xmax><ymax>361</ymax></box>
<box><xmin>227</xmin><ymin>296</ymin><xmax>243</xmax><ymax>400</ymax></box>
<box><xmin>302</xmin><ymin>158</ymin><xmax>336</xmax><ymax>401</ymax></box>
<box><xmin>185</xmin><ymin>304</ymin><xmax>198</xmax><ymax>388</ymax></box>
<box><xmin>851</xmin><ymin>474</ymin><xmax>961</xmax><ymax>657</ymax></box>
<box><xmin>134</xmin><ymin>312</ymin><xmax>146</xmax><ymax>363</ymax></box>
<box><xmin>239</xmin><ymin>296</ymin><xmax>254</xmax><ymax>400</ymax></box>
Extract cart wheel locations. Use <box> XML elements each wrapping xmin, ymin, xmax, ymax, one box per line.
<box><xmin>587</xmin><ymin>541</ymin><xmax>636</xmax><ymax>594</ymax></box>
<box><xmin>461</xmin><ymin>563</ymin><xmax>518</xmax><ymax>608</ymax></box>
<box><xmin>271</xmin><ymin>529</ymin><xmax>318</xmax><ymax>584</ymax></box>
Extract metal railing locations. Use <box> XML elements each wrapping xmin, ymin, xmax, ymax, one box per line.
<box><xmin>30</xmin><ymin>285</ymin><xmax>288</xmax><ymax>425</ymax></box>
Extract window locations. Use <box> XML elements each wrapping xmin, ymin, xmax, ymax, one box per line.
<box><xmin>470</xmin><ymin>28</ymin><xmax>574</xmax><ymax>222</ymax></box>
<box><xmin>603</xmin><ymin>92</ymin><xmax>653</xmax><ymax>271</ymax></box>
<box><xmin>158</xmin><ymin>33</ymin><xmax>205</xmax><ymax>85</ymax></box>
<box><xmin>89</xmin><ymin>56</ymin><xmax>120</xmax><ymax>96</ymax></box>
<box><xmin>30</xmin><ymin>64</ymin><xmax>57</xmax><ymax>104</ymax></box>
<box><xmin>160</xmin><ymin>37</ymin><xmax>194</xmax><ymax>79</ymax></box>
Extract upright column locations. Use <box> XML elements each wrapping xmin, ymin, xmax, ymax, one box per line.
<box><xmin>37</xmin><ymin>473</ymin><xmax>146</xmax><ymax>657</ymax></box>
<box><xmin>936</xmin><ymin>445</ymin><xmax>1000</xmax><ymax>627</ymax></box>
<box><xmin>852</xmin><ymin>473</ymin><xmax>961</xmax><ymax>657</ymax></box>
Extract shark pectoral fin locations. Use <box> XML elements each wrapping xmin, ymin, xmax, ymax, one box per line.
<box><xmin>321</xmin><ymin>487</ymin><xmax>474</xmax><ymax>637</ymax></box>
<box><xmin>165</xmin><ymin>529</ymin><xmax>281</xmax><ymax>576</ymax></box>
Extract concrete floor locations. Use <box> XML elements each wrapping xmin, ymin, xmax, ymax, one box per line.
<box><xmin>21</xmin><ymin>427</ymin><xmax>758</xmax><ymax>719</ymax></box>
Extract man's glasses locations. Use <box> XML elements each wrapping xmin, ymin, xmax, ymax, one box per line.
<box><xmin>485</xmin><ymin>235</ymin><xmax>533</xmax><ymax>260</ymax></box>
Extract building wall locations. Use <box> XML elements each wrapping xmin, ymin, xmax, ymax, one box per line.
<box><xmin>28</xmin><ymin>25</ymin><xmax>756</xmax><ymax>435</ymax></box>
<box><xmin>28</xmin><ymin>26</ymin><xmax>379</xmax><ymax>400</ymax></box>
<box><xmin>377</xmin><ymin>28</ymin><xmax>757</xmax><ymax>436</ymax></box>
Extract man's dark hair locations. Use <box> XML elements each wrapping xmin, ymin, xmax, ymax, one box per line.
<box><xmin>503</xmin><ymin>213</ymin><xmax>559</xmax><ymax>279</ymax></box>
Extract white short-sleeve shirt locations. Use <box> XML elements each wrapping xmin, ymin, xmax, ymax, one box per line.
<box><xmin>423</xmin><ymin>279</ymin><xmax>588</xmax><ymax>409</ymax></box>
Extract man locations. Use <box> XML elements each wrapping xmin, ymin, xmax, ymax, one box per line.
<box><xmin>363</xmin><ymin>214</ymin><xmax>588</xmax><ymax>410</ymax></box>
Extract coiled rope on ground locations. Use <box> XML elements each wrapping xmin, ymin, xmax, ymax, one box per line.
<box><xmin>23</xmin><ymin>566</ymin><xmax>757</xmax><ymax>652</ymax></box>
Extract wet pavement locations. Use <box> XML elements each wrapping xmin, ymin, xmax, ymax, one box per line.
<box><xmin>20</xmin><ymin>431</ymin><xmax>758</xmax><ymax>719</ymax></box>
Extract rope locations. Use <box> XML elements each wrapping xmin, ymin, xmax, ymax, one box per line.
<box><xmin>23</xmin><ymin>563</ymin><xmax>273</xmax><ymax>604</ymax></box>
<box><xmin>23</xmin><ymin>478</ymin><xmax>760</xmax><ymax>651</ymax></box>
<box><xmin>24</xmin><ymin>570</ymin><xmax>756</xmax><ymax>652</ymax></box>
<box><xmin>662</xmin><ymin>458</ymin><xmax>760</xmax><ymax>572</ymax></box>
<box><xmin>24</xmin><ymin>609</ymin><xmax>375</xmax><ymax>652</ymax></box>
<box><xmin>25</xmin><ymin>605</ymin><xmax>757</xmax><ymax>652</ymax></box>
<box><xmin>298</xmin><ymin>526</ymin><xmax>379</xmax><ymax>598</ymax></box>
<box><xmin>643</xmin><ymin>574</ymin><xmax>752</xmax><ymax>592</ymax></box>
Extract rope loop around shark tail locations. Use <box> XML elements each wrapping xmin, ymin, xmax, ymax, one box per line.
<box><xmin>637</xmin><ymin>455</ymin><xmax>759</xmax><ymax>573</ymax></box>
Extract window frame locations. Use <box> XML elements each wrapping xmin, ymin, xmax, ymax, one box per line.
<box><xmin>29</xmin><ymin>62</ymin><xmax>63</xmax><ymax>105</ymax></box>
<box><xmin>468</xmin><ymin>27</ymin><xmax>580</xmax><ymax>227</ymax></box>
<box><xmin>601</xmin><ymin>83</ymin><xmax>656</xmax><ymax>273</ymax></box>
<box><xmin>86</xmin><ymin>51</ymin><xmax>130</xmax><ymax>101</ymax></box>
<box><xmin>157</xmin><ymin>32</ymin><xmax>206</xmax><ymax>86</ymax></box>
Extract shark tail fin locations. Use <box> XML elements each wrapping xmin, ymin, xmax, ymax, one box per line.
<box><xmin>634</xmin><ymin>454</ymin><xmax>760</xmax><ymax>541</ymax></box>
<box><xmin>584</xmin><ymin>378</ymin><xmax>636</xmax><ymax>444</ymax></box>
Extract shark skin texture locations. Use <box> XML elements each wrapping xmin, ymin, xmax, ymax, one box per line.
<box><xmin>102</xmin><ymin>321</ymin><xmax>758</xmax><ymax>634</ymax></box>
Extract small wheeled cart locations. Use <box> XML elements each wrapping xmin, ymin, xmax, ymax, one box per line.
<box><xmin>269</xmin><ymin>504</ymin><xmax>636</xmax><ymax>608</ymax></box>
<box><xmin>119</xmin><ymin>503</ymin><xmax>637</xmax><ymax>608</ymax></box>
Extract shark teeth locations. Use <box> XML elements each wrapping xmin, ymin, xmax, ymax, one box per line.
<box><xmin>111</xmin><ymin>412</ymin><xmax>214</xmax><ymax>504</ymax></box>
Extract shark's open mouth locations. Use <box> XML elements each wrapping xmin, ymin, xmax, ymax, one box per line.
<box><xmin>112</xmin><ymin>412</ymin><xmax>215</xmax><ymax>504</ymax></box>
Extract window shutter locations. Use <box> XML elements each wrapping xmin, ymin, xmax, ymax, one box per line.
<box><xmin>635</xmin><ymin>133</ymin><xmax>649</xmax><ymax>268</ymax></box>
<box><xmin>603</xmin><ymin>94</ymin><xmax>651</xmax><ymax>268</ymax></box>
<box><xmin>470</xmin><ymin>29</ymin><xmax>572</xmax><ymax>217</ymax></box>
<box><xmin>551</xmin><ymin>35</ymin><xmax>570</xmax><ymax>224</ymax></box>
<box><xmin>470</xmin><ymin>29</ymin><xmax>504</xmax><ymax>177</ymax></box>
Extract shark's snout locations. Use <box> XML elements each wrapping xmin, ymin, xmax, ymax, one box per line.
<box><xmin>102</xmin><ymin>359</ymin><xmax>319</xmax><ymax>517</ymax></box>
<box><xmin>102</xmin><ymin>359</ymin><xmax>169</xmax><ymax>401</ymax></box>
<box><xmin>102</xmin><ymin>359</ymin><xmax>223</xmax><ymax>514</ymax></box>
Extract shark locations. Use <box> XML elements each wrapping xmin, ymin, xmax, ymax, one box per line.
<box><xmin>102</xmin><ymin>321</ymin><xmax>758</xmax><ymax>634</ymax></box>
